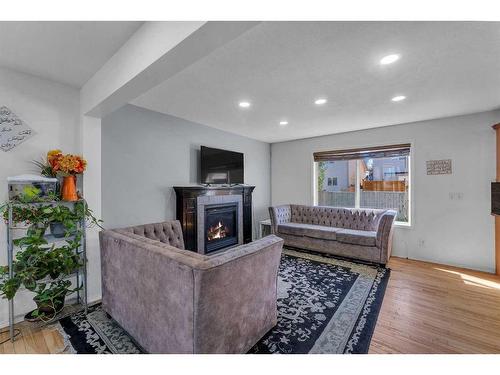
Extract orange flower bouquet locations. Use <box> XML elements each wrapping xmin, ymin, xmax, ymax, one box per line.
<box><xmin>46</xmin><ymin>150</ymin><xmax>87</xmax><ymax>201</ymax></box>
<box><xmin>47</xmin><ymin>150</ymin><xmax>87</xmax><ymax>176</ymax></box>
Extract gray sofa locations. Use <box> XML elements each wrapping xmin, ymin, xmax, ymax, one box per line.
<box><xmin>269</xmin><ymin>204</ymin><xmax>396</xmax><ymax>264</ymax></box>
<box><xmin>99</xmin><ymin>220</ymin><xmax>284</xmax><ymax>354</ymax></box>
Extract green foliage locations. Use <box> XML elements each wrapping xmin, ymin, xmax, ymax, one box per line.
<box><xmin>32</xmin><ymin>280</ymin><xmax>78</xmax><ymax>319</ymax></box>
<box><xmin>317</xmin><ymin>161</ymin><xmax>327</xmax><ymax>192</ymax></box>
<box><xmin>0</xmin><ymin>199</ymin><xmax>102</xmax><ymax>319</ymax></box>
<box><xmin>32</xmin><ymin>159</ymin><xmax>57</xmax><ymax>178</ymax></box>
<box><xmin>1</xmin><ymin>204</ymin><xmax>42</xmax><ymax>225</ymax></box>
<box><xmin>1</xmin><ymin>200</ymin><xmax>103</xmax><ymax>232</ymax></box>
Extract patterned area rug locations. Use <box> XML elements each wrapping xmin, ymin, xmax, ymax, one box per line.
<box><xmin>55</xmin><ymin>249</ymin><xmax>390</xmax><ymax>354</ymax></box>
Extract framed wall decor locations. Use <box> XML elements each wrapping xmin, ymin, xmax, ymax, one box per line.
<box><xmin>0</xmin><ymin>106</ymin><xmax>35</xmax><ymax>152</ymax></box>
<box><xmin>426</xmin><ymin>159</ymin><xmax>452</xmax><ymax>175</ymax></box>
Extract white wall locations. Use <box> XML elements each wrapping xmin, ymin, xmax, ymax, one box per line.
<box><xmin>271</xmin><ymin>110</ymin><xmax>499</xmax><ymax>273</ymax></box>
<box><xmin>0</xmin><ymin>67</ymin><xmax>81</xmax><ymax>326</ymax></box>
<box><xmin>102</xmin><ymin>105</ymin><xmax>271</xmax><ymax>238</ymax></box>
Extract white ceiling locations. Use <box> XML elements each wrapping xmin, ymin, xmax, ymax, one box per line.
<box><xmin>131</xmin><ymin>21</ymin><xmax>500</xmax><ymax>143</ymax></box>
<box><xmin>0</xmin><ymin>21</ymin><xmax>142</xmax><ymax>88</ymax></box>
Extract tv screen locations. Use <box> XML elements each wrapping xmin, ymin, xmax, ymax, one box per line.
<box><xmin>200</xmin><ymin>146</ymin><xmax>244</xmax><ymax>185</ymax></box>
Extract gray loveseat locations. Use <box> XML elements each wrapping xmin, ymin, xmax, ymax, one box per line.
<box><xmin>269</xmin><ymin>204</ymin><xmax>396</xmax><ymax>264</ymax></box>
<box><xmin>99</xmin><ymin>220</ymin><xmax>284</xmax><ymax>353</ymax></box>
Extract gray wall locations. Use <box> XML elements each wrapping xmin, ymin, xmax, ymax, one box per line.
<box><xmin>102</xmin><ymin>105</ymin><xmax>271</xmax><ymax>238</ymax></box>
<box><xmin>271</xmin><ymin>110</ymin><xmax>500</xmax><ymax>273</ymax></box>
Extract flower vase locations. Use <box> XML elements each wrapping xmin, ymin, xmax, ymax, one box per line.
<box><xmin>61</xmin><ymin>175</ymin><xmax>78</xmax><ymax>201</ymax></box>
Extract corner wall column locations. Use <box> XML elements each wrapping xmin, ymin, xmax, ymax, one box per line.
<box><xmin>80</xmin><ymin>115</ymin><xmax>102</xmax><ymax>302</ymax></box>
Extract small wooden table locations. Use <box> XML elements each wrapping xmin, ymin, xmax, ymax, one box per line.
<box><xmin>259</xmin><ymin>219</ymin><xmax>272</xmax><ymax>238</ymax></box>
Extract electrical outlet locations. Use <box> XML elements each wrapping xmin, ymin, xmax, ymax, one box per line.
<box><xmin>418</xmin><ymin>239</ymin><xmax>425</xmax><ymax>248</ymax></box>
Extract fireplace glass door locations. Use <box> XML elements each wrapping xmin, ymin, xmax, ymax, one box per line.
<box><xmin>204</xmin><ymin>203</ymin><xmax>238</xmax><ymax>253</ymax></box>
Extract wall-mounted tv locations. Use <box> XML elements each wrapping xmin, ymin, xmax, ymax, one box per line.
<box><xmin>200</xmin><ymin>146</ymin><xmax>244</xmax><ymax>185</ymax></box>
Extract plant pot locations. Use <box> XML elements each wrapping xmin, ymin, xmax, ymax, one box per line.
<box><xmin>25</xmin><ymin>292</ymin><xmax>67</xmax><ymax>322</ymax></box>
<box><xmin>49</xmin><ymin>222</ymin><xmax>66</xmax><ymax>238</ymax></box>
<box><xmin>61</xmin><ymin>175</ymin><xmax>78</xmax><ymax>202</ymax></box>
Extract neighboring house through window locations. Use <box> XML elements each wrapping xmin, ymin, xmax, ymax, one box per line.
<box><xmin>314</xmin><ymin>144</ymin><xmax>411</xmax><ymax>224</ymax></box>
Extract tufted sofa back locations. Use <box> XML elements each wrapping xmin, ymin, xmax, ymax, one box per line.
<box><xmin>290</xmin><ymin>205</ymin><xmax>387</xmax><ymax>231</ymax></box>
<box><xmin>121</xmin><ymin>220</ymin><xmax>185</xmax><ymax>250</ymax></box>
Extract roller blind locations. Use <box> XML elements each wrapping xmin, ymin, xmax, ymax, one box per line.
<box><xmin>313</xmin><ymin>143</ymin><xmax>411</xmax><ymax>162</ymax></box>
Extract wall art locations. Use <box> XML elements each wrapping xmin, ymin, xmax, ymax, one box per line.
<box><xmin>426</xmin><ymin>159</ymin><xmax>452</xmax><ymax>175</ymax></box>
<box><xmin>0</xmin><ymin>106</ymin><xmax>35</xmax><ymax>152</ymax></box>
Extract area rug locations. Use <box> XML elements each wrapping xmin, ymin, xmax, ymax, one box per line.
<box><xmin>55</xmin><ymin>248</ymin><xmax>390</xmax><ymax>354</ymax></box>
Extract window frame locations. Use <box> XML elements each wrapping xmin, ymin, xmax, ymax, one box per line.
<box><xmin>312</xmin><ymin>145</ymin><xmax>412</xmax><ymax>227</ymax></box>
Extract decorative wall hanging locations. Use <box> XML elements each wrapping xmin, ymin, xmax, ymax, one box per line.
<box><xmin>426</xmin><ymin>159</ymin><xmax>452</xmax><ymax>175</ymax></box>
<box><xmin>0</xmin><ymin>106</ymin><xmax>35</xmax><ymax>152</ymax></box>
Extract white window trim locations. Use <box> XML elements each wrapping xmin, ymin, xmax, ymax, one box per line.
<box><xmin>313</xmin><ymin>153</ymin><xmax>412</xmax><ymax>227</ymax></box>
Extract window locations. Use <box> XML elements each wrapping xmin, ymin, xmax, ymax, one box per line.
<box><xmin>314</xmin><ymin>144</ymin><xmax>410</xmax><ymax>224</ymax></box>
<box><xmin>327</xmin><ymin>177</ymin><xmax>338</xmax><ymax>186</ymax></box>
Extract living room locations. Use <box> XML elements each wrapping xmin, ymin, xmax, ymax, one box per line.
<box><xmin>1</xmin><ymin>1</ymin><xmax>500</xmax><ymax>373</ymax></box>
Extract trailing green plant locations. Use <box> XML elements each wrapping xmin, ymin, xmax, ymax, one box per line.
<box><xmin>0</xmin><ymin>192</ymin><xmax>61</xmax><ymax>224</ymax></box>
<box><xmin>0</xmin><ymin>199</ymin><xmax>102</xmax><ymax>320</ymax></box>
<box><xmin>0</xmin><ymin>204</ymin><xmax>44</xmax><ymax>225</ymax></box>
<box><xmin>1</xmin><ymin>200</ymin><xmax>103</xmax><ymax>232</ymax></box>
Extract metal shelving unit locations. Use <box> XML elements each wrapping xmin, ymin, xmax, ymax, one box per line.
<box><xmin>5</xmin><ymin>200</ymin><xmax>88</xmax><ymax>342</ymax></box>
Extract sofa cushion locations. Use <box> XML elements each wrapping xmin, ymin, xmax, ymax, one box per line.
<box><xmin>336</xmin><ymin>229</ymin><xmax>377</xmax><ymax>247</ymax></box>
<box><xmin>278</xmin><ymin>222</ymin><xmax>340</xmax><ymax>241</ymax></box>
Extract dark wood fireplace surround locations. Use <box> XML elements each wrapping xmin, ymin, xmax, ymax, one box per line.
<box><xmin>173</xmin><ymin>185</ymin><xmax>255</xmax><ymax>252</ymax></box>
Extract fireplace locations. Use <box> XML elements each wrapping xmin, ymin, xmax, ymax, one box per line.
<box><xmin>174</xmin><ymin>186</ymin><xmax>254</xmax><ymax>253</ymax></box>
<box><xmin>204</xmin><ymin>203</ymin><xmax>239</xmax><ymax>253</ymax></box>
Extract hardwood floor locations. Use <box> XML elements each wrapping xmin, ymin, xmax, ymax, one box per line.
<box><xmin>370</xmin><ymin>257</ymin><xmax>500</xmax><ymax>353</ymax></box>
<box><xmin>0</xmin><ymin>323</ymin><xmax>64</xmax><ymax>354</ymax></box>
<box><xmin>1</xmin><ymin>256</ymin><xmax>500</xmax><ymax>354</ymax></box>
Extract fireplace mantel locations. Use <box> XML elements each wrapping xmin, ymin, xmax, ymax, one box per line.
<box><xmin>173</xmin><ymin>185</ymin><xmax>255</xmax><ymax>252</ymax></box>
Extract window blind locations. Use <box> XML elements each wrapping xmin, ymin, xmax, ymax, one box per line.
<box><xmin>313</xmin><ymin>143</ymin><xmax>411</xmax><ymax>162</ymax></box>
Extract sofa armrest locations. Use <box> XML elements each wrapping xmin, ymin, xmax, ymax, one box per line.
<box><xmin>376</xmin><ymin>210</ymin><xmax>397</xmax><ymax>264</ymax></box>
<box><xmin>99</xmin><ymin>230</ymin><xmax>198</xmax><ymax>353</ymax></box>
<box><xmin>191</xmin><ymin>235</ymin><xmax>284</xmax><ymax>353</ymax></box>
<box><xmin>268</xmin><ymin>205</ymin><xmax>291</xmax><ymax>234</ymax></box>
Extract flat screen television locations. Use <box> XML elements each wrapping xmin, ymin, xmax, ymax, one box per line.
<box><xmin>200</xmin><ymin>146</ymin><xmax>244</xmax><ymax>185</ymax></box>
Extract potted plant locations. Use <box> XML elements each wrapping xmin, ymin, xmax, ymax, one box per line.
<box><xmin>32</xmin><ymin>280</ymin><xmax>75</xmax><ymax>321</ymax></box>
<box><xmin>45</xmin><ymin>204</ymin><xmax>79</xmax><ymax>238</ymax></box>
<box><xmin>46</xmin><ymin>202</ymin><xmax>102</xmax><ymax>238</ymax></box>
<box><xmin>0</xmin><ymin>200</ymin><xmax>102</xmax><ymax>321</ymax></box>
<box><xmin>0</xmin><ymin>223</ymin><xmax>82</xmax><ymax>320</ymax></box>
<box><xmin>1</xmin><ymin>150</ymin><xmax>101</xmax><ymax>321</ymax></box>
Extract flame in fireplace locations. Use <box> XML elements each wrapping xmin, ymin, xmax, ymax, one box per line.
<box><xmin>207</xmin><ymin>221</ymin><xmax>228</xmax><ymax>241</ymax></box>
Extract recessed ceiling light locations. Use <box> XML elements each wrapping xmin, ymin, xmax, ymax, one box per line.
<box><xmin>279</xmin><ymin>121</ymin><xmax>288</xmax><ymax>126</ymax></box>
<box><xmin>391</xmin><ymin>95</ymin><xmax>406</xmax><ymax>102</ymax></box>
<box><xmin>238</xmin><ymin>101</ymin><xmax>251</xmax><ymax>108</ymax></box>
<box><xmin>380</xmin><ymin>54</ymin><xmax>400</xmax><ymax>65</ymax></box>
<box><xmin>314</xmin><ymin>98</ymin><xmax>327</xmax><ymax>105</ymax></box>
